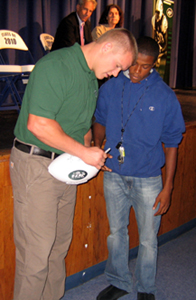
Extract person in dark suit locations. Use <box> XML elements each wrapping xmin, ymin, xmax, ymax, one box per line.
<box><xmin>51</xmin><ymin>0</ymin><xmax>97</xmax><ymax>51</ymax></box>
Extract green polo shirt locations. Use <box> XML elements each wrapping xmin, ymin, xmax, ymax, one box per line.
<box><xmin>14</xmin><ymin>43</ymin><xmax>98</xmax><ymax>154</ymax></box>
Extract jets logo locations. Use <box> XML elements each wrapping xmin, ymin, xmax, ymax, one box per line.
<box><xmin>166</xmin><ymin>8</ymin><xmax>173</xmax><ymax>18</ymax></box>
<box><xmin>68</xmin><ymin>170</ymin><xmax>87</xmax><ymax>180</ymax></box>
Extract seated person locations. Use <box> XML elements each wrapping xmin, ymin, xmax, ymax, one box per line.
<box><xmin>51</xmin><ymin>0</ymin><xmax>97</xmax><ymax>51</ymax></box>
<box><xmin>92</xmin><ymin>4</ymin><xmax>124</xmax><ymax>41</ymax></box>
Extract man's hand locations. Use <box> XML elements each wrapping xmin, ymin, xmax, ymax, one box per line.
<box><xmin>153</xmin><ymin>187</ymin><xmax>171</xmax><ymax>216</ymax></box>
<box><xmin>101</xmin><ymin>153</ymin><xmax>112</xmax><ymax>172</ymax></box>
<box><xmin>153</xmin><ymin>147</ymin><xmax>178</xmax><ymax>216</ymax></box>
<box><xmin>81</xmin><ymin>146</ymin><xmax>107</xmax><ymax>170</ymax></box>
<box><xmin>27</xmin><ymin>114</ymin><xmax>106</xmax><ymax>169</ymax></box>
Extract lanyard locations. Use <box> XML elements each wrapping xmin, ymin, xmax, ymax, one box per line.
<box><xmin>116</xmin><ymin>81</ymin><xmax>148</xmax><ymax>151</ymax></box>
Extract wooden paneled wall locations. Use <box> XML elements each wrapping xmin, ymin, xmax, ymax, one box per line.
<box><xmin>0</xmin><ymin>151</ymin><xmax>15</xmax><ymax>300</ymax></box>
<box><xmin>1</xmin><ymin>123</ymin><xmax>196</xmax><ymax>300</ymax></box>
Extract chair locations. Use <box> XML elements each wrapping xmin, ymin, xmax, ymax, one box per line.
<box><xmin>39</xmin><ymin>33</ymin><xmax>54</xmax><ymax>54</ymax></box>
<box><xmin>0</xmin><ymin>30</ymin><xmax>35</xmax><ymax>112</ymax></box>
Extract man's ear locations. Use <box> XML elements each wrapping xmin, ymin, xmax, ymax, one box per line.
<box><xmin>102</xmin><ymin>42</ymin><xmax>112</xmax><ymax>53</ymax></box>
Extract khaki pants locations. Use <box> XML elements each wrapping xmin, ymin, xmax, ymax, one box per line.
<box><xmin>10</xmin><ymin>147</ymin><xmax>77</xmax><ymax>300</ymax></box>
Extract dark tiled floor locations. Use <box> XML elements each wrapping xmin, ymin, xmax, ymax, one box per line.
<box><xmin>0</xmin><ymin>89</ymin><xmax>196</xmax><ymax>150</ymax></box>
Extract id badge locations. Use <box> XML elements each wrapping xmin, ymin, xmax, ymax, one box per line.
<box><xmin>118</xmin><ymin>146</ymin><xmax>125</xmax><ymax>164</ymax></box>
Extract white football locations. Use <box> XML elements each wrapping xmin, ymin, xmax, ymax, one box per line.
<box><xmin>48</xmin><ymin>153</ymin><xmax>99</xmax><ymax>185</ymax></box>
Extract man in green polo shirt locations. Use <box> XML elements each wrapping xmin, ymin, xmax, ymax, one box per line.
<box><xmin>10</xmin><ymin>28</ymin><xmax>138</xmax><ymax>300</ymax></box>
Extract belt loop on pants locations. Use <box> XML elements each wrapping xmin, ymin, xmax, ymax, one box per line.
<box><xmin>14</xmin><ymin>138</ymin><xmax>60</xmax><ymax>159</ymax></box>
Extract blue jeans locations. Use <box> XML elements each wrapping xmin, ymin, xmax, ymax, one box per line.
<box><xmin>104</xmin><ymin>172</ymin><xmax>162</xmax><ymax>294</ymax></box>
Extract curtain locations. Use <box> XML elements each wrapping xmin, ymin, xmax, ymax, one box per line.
<box><xmin>175</xmin><ymin>0</ymin><xmax>196</xmax><ymax>88</ymax></box>
<box><xmin>0</xmin><ymin>0</ymin><xmax>195</xmax><ymax>88</ymax></box>
<box><xmin>193</xmin><ymin>2</ymin><xmax>196</xmax><ymax>88</ymax></box>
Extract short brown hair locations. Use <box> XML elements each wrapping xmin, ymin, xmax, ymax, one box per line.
<box><xmin>96</xmin><ymin>28</ymin><xmax>138</xmax><ymax>64</ymax></box>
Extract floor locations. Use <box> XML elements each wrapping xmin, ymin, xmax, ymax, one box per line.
<box><xmin>0</xmin><ymin>89</ymin><xmax>196</xmax><ymax>150</ymax></box>
<box><xmin>62</xmin><ymin>227</ymin><xmax>196</xmax><ymax>300</ymax></box>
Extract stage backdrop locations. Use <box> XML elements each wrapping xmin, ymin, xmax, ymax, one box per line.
<box><xmin>152</xmin><ymin>0</ymin><xmax>175</xmax><ymax>85</ymax></box>
<box><xmin>0</xmin><ymin>0</ymin><xmax>195</xmax><ymax>88</ymax></box>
